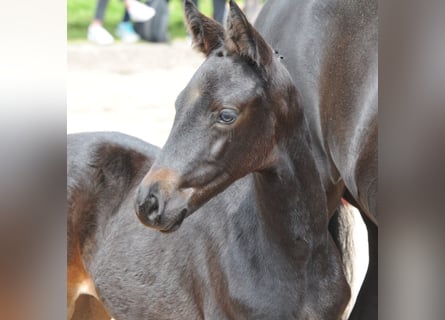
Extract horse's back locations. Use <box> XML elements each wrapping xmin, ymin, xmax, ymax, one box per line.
<box><xmin>67</xmin><ymin>131</ymin><xmax>159</xmax><ymax>255</ymax></box>
<box><xmin>255</xmin><ymin>0</ymin><xmax>377</xmax><ymax>219</ymax></box>
<box><xmin>67</xmin><ymin>132</ymin><xmax>159</xmax><ymax>178</ymax></box>
<box><xmin>67</xmin><ymin>131</ymin><xmax>159</xmax><ymax>199</ymax></box>
<box><xmin>67</xmin><ymin>131</ymin><xmax>159</xmax><ymax>245</ymax></box>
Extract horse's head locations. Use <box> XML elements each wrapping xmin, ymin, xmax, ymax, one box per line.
<box><xmin>135</xmin><ymin>0</ymin><xmax>298</xmax><ymax>232</ymax></box>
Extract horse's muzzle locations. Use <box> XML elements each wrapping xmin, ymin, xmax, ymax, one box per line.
<box><xmin>135</xmin><ymin>169</ymin><xmax>191</xmax><ymax>232</ymax></box>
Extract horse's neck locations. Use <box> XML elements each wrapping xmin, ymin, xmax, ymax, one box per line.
<box><xmin>253</xmin><ymin>118</ymin><xmax>329</xmax><ymax>258</ymax></box>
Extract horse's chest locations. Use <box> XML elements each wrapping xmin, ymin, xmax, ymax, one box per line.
<box><xmin>219</xmin><ymin>287</ymin><xmax>305</xmax><ymax>319</ymax></box>
<box><xmin>203</xmin><ymin>255</ymin><xmax>306</xmax><ymax>319</ymax></box>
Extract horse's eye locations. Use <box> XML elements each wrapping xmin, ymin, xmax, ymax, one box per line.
<box><xmin>217</xmin><ymin>109</ymin><xmax>238</xmax><ymax>124</ymax></box>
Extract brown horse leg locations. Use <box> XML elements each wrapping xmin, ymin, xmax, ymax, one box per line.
<box><xmin>72</xmin><ymin>294</ymin><xmax>112</xmax><ymax>320</ymax></box>
<box><xmin>67</xmin><ymin>244</ymin><xmax>103</xmax><ymax>320</ymax></box>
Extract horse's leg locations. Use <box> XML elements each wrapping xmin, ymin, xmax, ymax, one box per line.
<box><xmin>67</xmin><ymin>189</ymin><xmax>102</xmax><ymax>320</ymax></box>
<box><xmin>72</xmin><ymin>294</ymin><xmax>112</xmax><ymax>320</ymax></box>
<box><xmin>66</xmin><ymin>271</ymin><xmax>78</xmax><ymax>320</ymax></box>
<box><xmin>67</xmin><ymin>244</ymin><xmax>100</xmax><ymax>320</ymax></box>
<box><xmin>329</xmin><ymin>201</ymin><xmax>369</xmax><ymax>320</ymax></box>
<box><xmin>348</xmin><ymin>215</ymin><xmax>378</xmax><ymax>320</ymax></box>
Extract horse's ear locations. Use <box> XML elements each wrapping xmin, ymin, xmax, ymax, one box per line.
<box><xmin>184</xmin><ymin>0</ymin><xmax>225</xmax><ymax>56</ymax></box>
<box><xmin>225</xmin><ymin>0</ymin><xmax>273</xmax><ymax>66</ymax></box>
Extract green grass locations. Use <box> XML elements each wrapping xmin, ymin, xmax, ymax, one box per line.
<box><xmin>67</xmin><ymin>0</ymin><xmax>215</xmax><ymax>40</ymax></box>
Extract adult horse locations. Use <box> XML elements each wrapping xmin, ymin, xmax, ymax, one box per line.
<box><xmin>254</xmin><ymin>0</ymin><xmax>378</xmax><ymax>319</ymax></box>
<box><xmin>68</xmin><ymin>1</ymin><xmax>351</xmax><ymax>319</ymax></box>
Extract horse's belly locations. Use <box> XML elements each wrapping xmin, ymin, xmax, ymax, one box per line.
<box><xmin>90</xmin><ymin>251</ymin><xmax>202</xmax><ymax>319</ymax></box>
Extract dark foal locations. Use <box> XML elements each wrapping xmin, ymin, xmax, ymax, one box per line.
<box><xmin>254</xmin><ymin>1</ymin><xmax>378</xmax><ymax>318</ymax></box>
<box><xmin>132</xmin><ymin>0</ymin><xmax>348</xmax><ymax>318</ymax></box>
<box><xmin>67</xmin><ymin>1</ymin><xmax>360</xmax><ymax>319</ymax></box>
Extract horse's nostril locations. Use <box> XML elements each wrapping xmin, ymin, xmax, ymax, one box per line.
<box><xmin>148</xmin><ymin>194</ymin><xmax>158</xmax><ymax>209</ymax></box>
<box><xmin>136</xmin><ymin>189</ymin><xmax>161</xmax><ymax>223</ymax></box>
<box><xmin>147</xmin><ymin>193</ymin><xmax>159</xmax><ymax>215</ymax></box>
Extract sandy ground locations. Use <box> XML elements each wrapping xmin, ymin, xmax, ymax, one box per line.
<box><xmin>67</xmin><ymin>40</ymin><xmax>204</xmax><ymax>147</ymax></box>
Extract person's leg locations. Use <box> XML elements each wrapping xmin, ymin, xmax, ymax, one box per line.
<box><xmin>88</xmin><ymin>0</ymin><xmax>114</xmax><ymax>45</ymax></box>
<box><xmin>212</xmin><ymin>0</ymin><xmax>225</xmax><ymax>24</ymax></box>
<box><xmin>116</xmin><ymin>7</ymin><xmax>140</xmax><ymax>43</ymax></box>
<box><xmin>122</xmin><ymin>8</ymin><xmax>131</xmax><ymax>23</ymax></box>
<box><xmin>92</xmin><ymin>0</ymin><xmax>110</xmax><ymax>25</ymax></box>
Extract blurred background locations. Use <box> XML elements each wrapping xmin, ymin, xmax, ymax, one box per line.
<box><xmin>67</xmin><ymin>0</ymin><xmax>262</xmax><ymax>146</ymax></box>
<box><xmin>67</xmin><ymin>39</ymin><xmax>203</xmax><ymax>147</ymax></box>
<box><xmin>68</xmin><ymin>0</ymin><xmax>213</xmax><ymax>40</ymax></box>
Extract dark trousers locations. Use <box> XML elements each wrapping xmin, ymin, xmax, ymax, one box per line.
<box><xmin>94</xmin><ymin>0</ymin><xmax>130</xmax><ymax>23</ymax></box>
